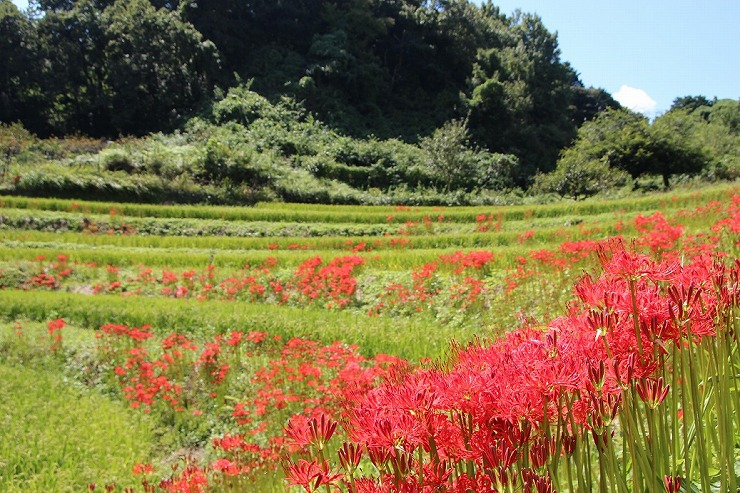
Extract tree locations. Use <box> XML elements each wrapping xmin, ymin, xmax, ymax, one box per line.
<box><xmin>0</xmin><ymin>1</ymin><xmax>45</xmax><ymax>131</ymax></box>
<box><xmin>36</xmin><ymin>0</ymin><xmax>110</xmax><ymax>134</ymax></box>
<box><xmin>659</xmin><ymin>100</ymin><xmax>739</xmax><ymax>181</ymax></box>
<box><xmin>571</xmin><ymin>84</ymin><xmax>622</xmax><ymax>124</ymax></box>
<box><xmin>531</xmin><ymin>152</ymin><xmax>629</xmax><ymax>200</ymax></box>
<box><xmin>706</xmin><ymin>99</ymin><xmax>739</xmax><ymax>135</ymax></box>
<box><xmin>465</xmin><ymin>12</ymin><xmax>578</xmax><ymax>181</ymax></box>
<box><xmin>670</xmin><ymin>95</ymin><xmax>714</xmax><ymax>113</ymax></box>
<box><xmin>548</xmin><ymin>108</ymin><xmax>708</xmax><ymax>189</ymax></box>
<box><xmin>103</xmin><ymin>0</ymin><xmax>218</xmax><ymax>135</ymax></box>
<box><xmin>420</xmin><ymin>119</ymin><xmax>476</xmax><ymax>191</ymax></box>
<box><xmin>419</xmin><ymin>118</ymin><xmax>518</xmax><ymax>191</ymax></box>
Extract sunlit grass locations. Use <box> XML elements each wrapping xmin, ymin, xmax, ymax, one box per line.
<box><xmin>0</xmin><ymin>356</ymin><xmax>159</xmax><ymax>492</ymax></box>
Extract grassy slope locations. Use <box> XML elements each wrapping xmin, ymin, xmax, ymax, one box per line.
<box><xmin>0</xmin><ymin>361</ymin><xmax>158</xmax><ymax>492</ymax></box>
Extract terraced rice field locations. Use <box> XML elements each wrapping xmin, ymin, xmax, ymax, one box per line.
<box><xmin>1</xmin><ymin>185</ymin><xmax>738</xmax><ymax>492</ymax></box>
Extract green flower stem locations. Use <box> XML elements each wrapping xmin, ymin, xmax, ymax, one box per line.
<box><xmin>683</xmin><ymin>324</ymin><xmax>711</xmax><ymax>492</ymax></box>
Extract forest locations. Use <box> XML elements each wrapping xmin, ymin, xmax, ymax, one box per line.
<box><xmin>1</xmin><ymin>0</ymin><xmax>738</xmax><ymax>203</ymax></box>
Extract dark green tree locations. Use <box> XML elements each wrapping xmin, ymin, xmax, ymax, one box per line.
<box><xmin>571</xmin><ymin>84</ymin><xmax>622</xmax><ymax>124</ymax></box>
<box><xmin>36</xmin><ymin>0</ymin><xmax>110</xmax><ymax>134</ymax></box>
<box><xmin>670</xmin><ymin>95</ymin><xmax>714</xmax><ymax>113</ymax></box>
<box><xmin>549</xmin><ymin>108</ymin><xmax>708</xmax><ymax>189</ymax></box>
<box><xmin>0</xmin><ymin>1</ymin><xmax>46</xmax><ymax>131</ymax></box>
<box><xmin>466</xmin><ymin>12</ymin><xmax>578</xmax><ymax>181</ymax></box>
<box><xmin>103</xmin><ymin>0</ymin><xmax>218</xmax><ymax>135</ymax></box>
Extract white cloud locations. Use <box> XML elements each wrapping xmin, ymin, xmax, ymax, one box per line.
<box><xmin>614</xmin><ymin>85</ymin><xmax>658</xmax><ymax>115</ymax></box>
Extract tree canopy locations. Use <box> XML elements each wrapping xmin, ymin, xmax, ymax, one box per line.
<box><xmin>2</xmin><ymin>0</ymin><xmax>616</xmax><ymax>178</ymax></box>
<box><xmin>2</xmin><ymin>0</ymin><xmax>733</xmax><ymax>192</ymax></box>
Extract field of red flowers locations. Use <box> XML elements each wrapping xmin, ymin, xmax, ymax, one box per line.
<box><xmin>0</xmin><ymin>186</ymin><xmax>738</xmax><ymax>492</ymax></box>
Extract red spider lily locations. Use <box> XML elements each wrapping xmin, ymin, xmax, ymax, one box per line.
<box><xmin>480</xmin><ymin>438</ymin><xmax>518</xmax><ymax>471</ymax></box>
<box><xmin>159</xmin><ymin>464</ymin><xmax>208</xmax><ymax>493</ymax></box>
<box><xmin>47</xmin><ymin>318</ymin><xmax>65</xmax><ymax>351</ymax></box>
<box><xmin>285</xmin><ymin>414</ymin><xmax>337</xmax><ymax>450</ymax></box>
<box><xmin>664</xmin><ymin>475</ymin><xmax>681</xmax><ymax>493</ymax></box>
<box><xmin>132</xmin><ymin>463</ymin><xmax>154</xmax><ymax>475</ymax></box>
<box><xmin>634</xmin><ymin>212</ymin><xmax>684</xmax><ymax>254</ymax></box>
<box><xmin>47</xmin><ymin>318</ymin><xmax>66</xmax><ymax>334</ymax></box>
<box><xmin>211</xmin><ymin>458</ymin><xmax>240</xmax><ymax>475</ymax></box>
<box><xmin>284</xmin><ymin>459</ymin><xmax>342</xmax><ymax>493</ymax></box>
<box><xmin>521</xmin><ymin>468</ymin><xmax>556</xmax><ymax>493</ymax></box>
<box><xmin>440</xmin><ymin>250</ymin><xmax>495</xmax><ymax>273</ymax></box>
<box><xmin>337</xmin><ymin>442</ymin><xmax>363</xmax><ymax>474</ymax></box>
<box><xmin>597</xmin><ymin>241</ymin><xmax>679</xmax><ymax>281</ymax></box>
<box><xmin>635</xmin><ymin>377</ymin><xmax>670</xmax><ymax>409</ymax></box>
<box><xmin>528</xmin><ymin>437</ymin><xmax>556</xmax><ymax>470</ymax></box>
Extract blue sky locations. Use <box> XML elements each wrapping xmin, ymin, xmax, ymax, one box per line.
<box><xmin>11</xmin><ymin>0</ymin><xmax>739</xmax><ymax>116</ymax></box>
<box><xmin>489</xmin><ymin>0</ymin><xmax>739</xmax><ymax>116</ymax></box>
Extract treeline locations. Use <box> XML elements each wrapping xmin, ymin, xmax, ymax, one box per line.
<box><xmin>1</xmin><ymin>0</ymin><xmax>737</xmax><ymax>201</ymax></box>
<box><xmin>534</xmin><ymin>97</ymin><xmax>740</xmax><ymax>198</ymax></box>
<box><xmin>2</xmin><ymin>88</ymin><xmax>736</xmax><ymax>207</ymax></box>
<box><xmin>2</xmin><ymin>0</ymin><xmax>620</xmax><ymax>181</ymax></box>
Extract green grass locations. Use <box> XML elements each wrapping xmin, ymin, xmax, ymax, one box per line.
<box><xmin>0</xmin><ymin>183</ymin><xmax>734</xmax><ymax>223</ymax></box>
<box><xmin>0</xmin><ymin>291</ymin><xmax>474</xmax><ymax>361</ymax></box>
<box><xmin>0</xmin><ymin>360</ymin><xmax>158</xmax><ymax>492</ymax></box>
<box><xmin>0</xmin><ymin>183</ymin><xmax>736</xmax><ymax>493</ymax></box>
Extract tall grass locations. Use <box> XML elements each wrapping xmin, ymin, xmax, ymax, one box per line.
<box><xmin>0</xmin><ymin>291</ymin><xmax>470</xmax><ymax>360</ymax></box>
<box><xmin>0</xmin><ymin>183</ymin><xmax>734</xmax><ymax>223</ymax></box>
<box><xmin>0</xmin><ymin>360</ymin><xmax>158</xmax><ymax>492</ymax></box>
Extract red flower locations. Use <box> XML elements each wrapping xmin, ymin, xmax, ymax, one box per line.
<box><xmin>47</xmin><ymin>318</ymin><xmax>66</xmax><ymax>334</ymax></box>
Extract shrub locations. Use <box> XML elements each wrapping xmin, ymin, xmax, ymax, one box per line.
<box><xmin>99</xmin><ymin>148</ymin><xmax>135</xmax><ymax>174</ymax></box>
<box><xmin>211</xmin><ymin>84</ymin><xmax>275</xmax><ymax>126</ymax></box>
<box><xmin>532</xmin><ymin>151</ymin><xmax>630</xmax><ymax>200</ymax></box>
<box><xmin>0</xmin><ymin>123</ymin><xmax>36</xmax><ymax>178</ymax></box>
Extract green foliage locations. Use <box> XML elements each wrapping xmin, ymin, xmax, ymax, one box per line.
<box><xmin>24</xmin><ymin>0</ymin><xmax>218</xmax><ymax>136</ymax></box>
<box><xmin>2</xmin><ymin>0</ymin><xmax>737</xmax><ymax>204</ymax></box>
<box><xmin>211</xmin><ymin>84</ymin><xmax>275</xmax><ymax>126</ymax></box>
<box><xmin>531</xmin><ymin>152</ymin><xmax>630</xmax><ymax>200</ymax></box>
<box><xmin>6</xmin><ymin>162</ymin><xmax>220</xmax><ymax>204</ymax></box>
<box><xmin>539</xmin><ymin>108</ymin><xmax>713</xmax><ymax>192</ymax></box>
<box><xmin>0</xmin><ymin>291</ymin><xmax>454</xmax><ymax>360</ymax></box>
<box><xmin>0</xmin><ymin>1</ymin><xmax>45</xmax><ymax>131</ymax></box>
<box><xmin>466</xmin><ymin>12</ymin><xmax>578</xmax><ymax>179</ymax></box>
<box><xmin>0</xmin><ymin>123</ymin><xmax>36</xmax><ymax>164</ymax></box>
<box><xmin>662</xmin><ymin>99</ymin><xmax>740</xmax><ymax>182</ymax></box>
<box><xmin>3</xmin><ymin>0</ymin><xmax>615</xmax><ymax>178</ymax></box>
<box><xmin>420</xmin><ymin>119</ymin><xmax>476</xmax><ymax>191</ymax></box>
<box><xmin>0</xmin><ymin>358</ymin><xmax>159</xmax><ymax>492</ymax></box>
<box><xmin>99</xmin><ymin>147</ymin><xmax>135</xmax><ymax>173</ymax></box>
<box><xmin>103</xmin><ymin>0</ymin><xmax>218</xmax><ymax>134</ymax></box>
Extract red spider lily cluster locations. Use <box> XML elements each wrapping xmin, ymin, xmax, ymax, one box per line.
<box><xmin>93</xmin><ymin>255</ymin><xmax>367</xmax><ymax>309</ymax></box>
<box><xmin>281</xmin><ymin>240</ymin><xmax>740</xmax><ymax>492</ymax></box>
<box><xmin>370</xmin><ymin>252</ymin><xmax>497</xmax><ymax>317</ymax></box>
<box><xmin>475</xmin><ymin>213</ymin><xmax>503</xmax><ymax>233</ymax></box>
<box><xmin>9</xmin><ymin>196</ymin><xmax>739</xmax><ymax>321</ymax></box>
<box><xmin>19</xmin><ymin>254</ymin><xmax>74</xmax><ymax>290</ymax></box>
<box><xmin>99</xmin><ymin>324</ymin><xmax>272</xmax><ymax>415</ymax></box>
<box><xmin>634</xmin><ymin>211</ymin><xmax>684</xmax><ymax>253</ymax></box>
<box><xmin>92</xmin><ymin>322</ymin><xmax>409</xmax><ymax>489</ymax></box>
<box><xmin>292</xmin><ymin>255</ymin><xmax>365</xmax><ymax>309</ymax></box>
<box><xmin>47</xmin><ymin>317</ymin><xmax>66</xmax><ymax>352</ymax></box>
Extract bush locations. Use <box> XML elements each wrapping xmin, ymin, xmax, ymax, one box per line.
<box><xmin>531</xmin><ymin>153</ymin><xmax>630</xmax><ymax>200</ymax></box>
<box><xmin>99</xmin><ymin>148</ymin><xmax>135</xmax><ymax>174</ymax></box>
<box><xmin>0</xmin><ymin>123</ymin><xmax>36</xmax><ymax>176</ymax></box>
<box><xmin>474</xmin><ymin>152</ymin><xmax>519</xmax><ymax>190</ymax></box>
<box><xmin>211</xmin><ymin>84</ymin><xmax>275</xmax><ymax>126</ymax></box>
